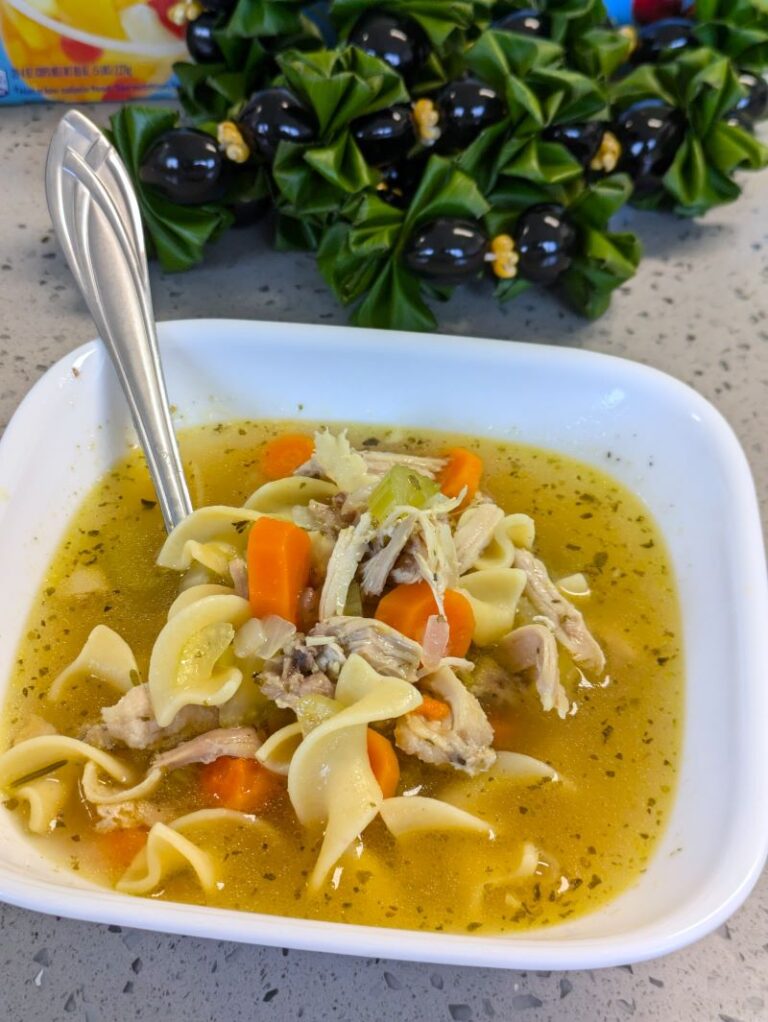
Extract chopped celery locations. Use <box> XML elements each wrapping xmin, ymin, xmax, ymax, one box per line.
<box><xmin>344</xmin><ymin>580</ymin><xmax>363</xmax><ymax>616</ymax></box>
<box><xmin>368</xmin><ymin>465</ymin><xmax>440</xmax><ymax>523</ymax></box>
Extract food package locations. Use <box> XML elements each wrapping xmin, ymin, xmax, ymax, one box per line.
<box><xmin>0</xmin><ymin>0</ymin><xmax>185</xmax><ymax>104</ymax></box>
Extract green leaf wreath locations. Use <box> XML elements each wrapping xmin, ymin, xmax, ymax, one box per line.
<box><xmin>105</xmin><ymin>0</ymin><xmax>768</xmax><ymax>330</ymax></box>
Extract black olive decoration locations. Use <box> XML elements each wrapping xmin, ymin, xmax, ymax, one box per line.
<box><xmin>631</xmin><ymin>18</ymin><xmax>696</xmax><ymax>65</ymax></box>
<box><xmin>186</xmin><ymin>11</ymin><xmax>224</xmax><ymax>64</ymax></box>
<box><xmin>614</xmin><ymin>100</ymin><xmax>685</xmax><ymax>192</ymax></box>
<box><xmin>351</xmin><ymin>105</ymin><xmax>416</xmax><ymax>167</ymax></box>
<box><xmin>543</xmin><ymin>122</ymin><xmax>606</xmax><ymax>168</ymax></box>
<box><xmin>202</xmin><ymin>0</ymin><xmax>237</xmax><ymax>12</ymax></box>
<box><xmin>139</xmin><ymin>129</ymin><xmax>228</xmax><ymax>205</ymax></box>
<box><xmin>513</xmin><ymin>204</ymin><xmax>576</xmax><ymax>285</ymax></box>
<box><xmin>731</xmin><ymin>71</ymin><xmax>768</xmax><ymax>124</ymax></box>
<box><xmin>348</xmin><ymin>12</ymin><xmax>428</xmax><ymax>83</ymax></box>
<box><xmin>405</xmin><ymin>218</ymin><xmax>489</xmax><ymax>284</ymax></box>
<box><xmin>238</xmin><ymin>88</ymin><xmax>316</xmax><ymax>162</ymax></box>
<box><xmin>377</xmin><ymin>155</ymin><xmax>428</xmax><ymax>208</ymax></box>
<box><xmin>493</xmin><ymin>8</ymin><xmax>551</xmax><ymax>37</ymax></box>
<box><xmin>435</xmin><ymin>79</ymin><xmax>506</xmax><ymax>153</ymax></box>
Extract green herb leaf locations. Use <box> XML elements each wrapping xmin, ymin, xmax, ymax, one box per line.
<box><xmin>694</xmin><ymin>0</ymin><xmax>768</xmax><ymax>72</ymax></box>
<box><xmin>317</xmin><ymin>155</ymin><xmax>489</xmax><ymax>330</ymax></box>
<box><xmin>497</xmin><ymin>136</ymin><xmax>584</xmax><ymax>187</ymax></box>
<box><xmin>107</xmin><ymin>107</ymin><xmax>233</xmax><ymax>272</ymax></box>
<box><xmin>269</xmin><ymin>47</ymin><xmax>411</xmax><ymax>214</ymax></box>
<box><xmin>274</xmin><ymin>213</ymin><xmax>325</xmax><ymax>251</ymax></box>
<box><xmin>228</xmin><ymin>0</ymin><xmax>313</xmax><ymax>38</ymax></box>
<box><xmin>560</xmin><ymin>227</ymin><xmax>642</xmax><ymax>318</ymax></box>
<box><xmin>567</xmin><ymin>173</ymin><xmax>634</xmax><ymax>230</ymax></box>
<box><xmin>278</xmin><ymin>46</ymin><xmax>410</xmax><ymax>132</ymax></box>
<box><xmin>403</xmin><ymin>154</ymin><xmax>490</xmax><ymax>235</ymax></box>
<box><xmin>569</xmin><ymin>26</ymin><xmax>634</xmax><ymax>79</ymax></box>
<box><xmin>611</xmin><ymin>48</ymin><xmax>768</xmax><ymax>216</ymax></box>
<box><xmin>11</xmin><ymin>760</ymin><xmax>68</xmax><ymax>788</ymax></box>
<box><xmin>466</xmin><ymin>29</ymin><xmax>563</xmax><ymax>90</ymax></box>
<box><xmin>174</xmin><ymin>36</ymin><xmax>271</xmax><ymax>119</ymax></box>
<box><xmin>351</xmin><ymin>260</ymin><xmax>438</xmax><ymax>331</ymax></box>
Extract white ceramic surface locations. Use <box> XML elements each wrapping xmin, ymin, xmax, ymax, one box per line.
<box><xmin>0</xmin><ymin>318</ymin><xmax>765</xmax><ymax>970</ymax></box>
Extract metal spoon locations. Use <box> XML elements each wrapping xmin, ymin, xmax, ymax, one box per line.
<box><xmin>45</xmin><ymin>109</ymin><xmax>192</xmax><ymax>533</ymax></box>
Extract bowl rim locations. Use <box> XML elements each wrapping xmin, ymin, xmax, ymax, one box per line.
<box><xmin>0</xmin><ymin>318</ymin><xmax>766</xmax><ymax>970</ymax></box>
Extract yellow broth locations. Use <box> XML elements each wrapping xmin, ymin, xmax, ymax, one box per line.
<box><xmin>0</xmin><ymin>421</ymin><xmax>683</xmax><ymax>933</ymax></box>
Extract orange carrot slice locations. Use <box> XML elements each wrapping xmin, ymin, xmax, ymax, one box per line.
<box><xmin>100</xmin><ymin>826</ymin><xmax>148</xmax><ymax>869</ymax></box>
<box><xmin>261</xmin><ymin>434</ymin><xmax>314</xmax><ymax>480</ymax></box>
<box><xmin>199</xmin><ymin>756</ymin><xmax>283</xmax><ymax>813</ymax></box>
<box><xmin>487</xmin><ymin>711</ymin><xmax>517</xmax><ymax>751</ymax></box>
<box><xmin>412</xmin><ymin>695</ymin><xmax>451</xmax><ymax>721</ymax></box>
<box><xmin>247</xmin><ymin>516</ymin><xmax>311</xmax><ymax>625</ymax></box>
<box><xmin>439</xmin><ymin>447</ymin><xmax>483</xmax><ymax>508</ymax></box>
<box><xmin>367</xmin><ymin>729</ymin><xmax>400</xmax><ymax>799</ymax></box>
<box><xmin>375</xmin><ymin>581</ymin><xmax>475</xmax><ymax>658</ymax></box>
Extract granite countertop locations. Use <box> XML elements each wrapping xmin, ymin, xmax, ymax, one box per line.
<box><xmin>0</xmin><ymin>104</ymin><xmax>766</xmax><ymax>1022</ymax></box>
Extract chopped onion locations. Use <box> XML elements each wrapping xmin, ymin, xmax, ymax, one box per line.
<box><xmin>228</xmin><ymin>557</ymin><xmax>249</xmax><ymax>600</ymax></box>
<box><xmin>421</xmin><ymin>614</ymin><xmax>449</xmax><ymax>672</ymax></box>
<box><xmin>234</xmin><ymin>615</ymin><xmax>295</xmax><ymax>660</ymax></box>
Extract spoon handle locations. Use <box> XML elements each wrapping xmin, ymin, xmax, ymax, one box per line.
<box><xmin>45</xmin><ymin>110</ymin><xmax>193</xmax><ymax>534</ymax></box>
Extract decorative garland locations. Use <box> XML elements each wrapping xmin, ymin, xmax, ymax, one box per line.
<box><xmin>107</xmin><ymin>0</ymin><xmax>768</xmax><ymax>330</ymax></box>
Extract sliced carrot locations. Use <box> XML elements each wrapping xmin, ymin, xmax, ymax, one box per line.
<box><xmin>367</xmin><ymin>729</ymin><xmax>400</xmax><ymax>799</ymax></box>
<box><xmin>261</xmin><ymin>433</ymin><xmax>314</xmax><ymax>480</ymax></box>
<box><xmin>199</xmin><ymin>756</ymin><xmax>283</xmax><ymax>813</ymax></box>
<box><xmin>100</xmin><ymin>826</ymin><xmax>148</xmax><ymax>869</ymax></box>
<box><xmin>375</xmin><ymin>581</ymin><xmax>475</xmax><ymax>658</ymax></box>
<box><xmin>488</xmin><ymin>711</ymin><xmax>517</xmax><ymax>751</ymax></box>
<box><xmin>439</xmin><ymin>447</ymin><xmax>483</xmax><ymax>508</ymax></box>
<box><xmin>412</xmin><ymin>695</ymin><xmax>451</xmax><ymax>721</ymax></box>
<box><xmin>441</xmin><ymin>590</ymin><xmax>475</xmax><ymax>657</ymax></box>
<box><xmin>247</xmin><ymin>516</ymin><xmax>311</xmax><ymax>625</ymax></box>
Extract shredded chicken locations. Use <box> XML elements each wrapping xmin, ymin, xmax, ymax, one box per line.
<box><xmin>389</xmin><ymin>539</ymin><xmax>423</xmax><ymax>586</ymax></box>
<box><xmin>454</xmin><ymin>502</ymin><xmax>504</xmax><ymax>574</ymax></box>
<box><xmin>395</xmin><ymin>666</ymin><xmax>496</xmax><ymax>775</ymax></box>
<box><xmin>318</xmin><ymin>511</ymin><xmax>374</xmax><ymax>619</ymax></box>
<box><xmin>361</xmin><ymin>513</ymin><xmax>417</xmax><ymax>596</ymax></box>
<box><xmin>360</xmin><ymin>450</ymin><xmax>447</xmax><ymax>479</ymax></box>
<box><xmin>259</xmin><ymin>639</ymin><xmax>337</xmax><ymax>710</ymax></box>
<box><xmin>293</xmin><ymin>498</ymin><xmax>345</xmax><ymax>538</ymax></box>
<box><xmin>388</xmin><ymin>507</ymin><xmax>460</xmax><ymax>611</ymax></box>
<box><xmin>152</xmin><ymin>726</ymin><xmax>262</xmax><ymax>771</ymax></box>
<box><xmin>514</xmin><ymin>548</ymin><xmax>606</xmax><ymax>674</ymax></box>
<box><xmin>311</xmin><ymin>615</ymin><xmax>422</xmax><ymax>681</ymax></box>
<box><xmin>495</xmin><ymin>625</ymin><xmax>569</xmax><ymax>718</ymax></box>
<box><xmin>84</xmin><ymin>684</ymin><xmax>218</xmax><ymax>751</ymax></box>
<box><xmin>94</xmin><ymin>801</ymin><xmax>167</xmax><ymax>833</ymax></box>
<box><xmin>295</xmin><ymin>429</ymin><xmax>373</xmax><ymax>492</ymax></box>
<box><xmin>419</xmin><ymin>516</ymin><xmax>459</xmax><ymax>606</ymax></box>
<box><xmin>298</xmin><ymin>443</ymin><xmax>446</xmax><ymax>484</ymax></box>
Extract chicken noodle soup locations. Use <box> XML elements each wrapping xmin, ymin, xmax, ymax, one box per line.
<box><xmin>0</xmin><ymin>423</ymin><xmax>683</xmax><ymax>933</ymax></box>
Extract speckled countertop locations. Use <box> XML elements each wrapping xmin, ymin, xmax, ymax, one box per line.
<box><xmin>0</xmin><ymin>104</ymin><xmax>767</xmax><ymax>1022</ymax></box>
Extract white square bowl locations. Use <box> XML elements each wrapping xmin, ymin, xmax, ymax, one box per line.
<box><xmin>0</xmin><ymin>319</ymin><xmax>766</xmax><ymax>970</ymax></box>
